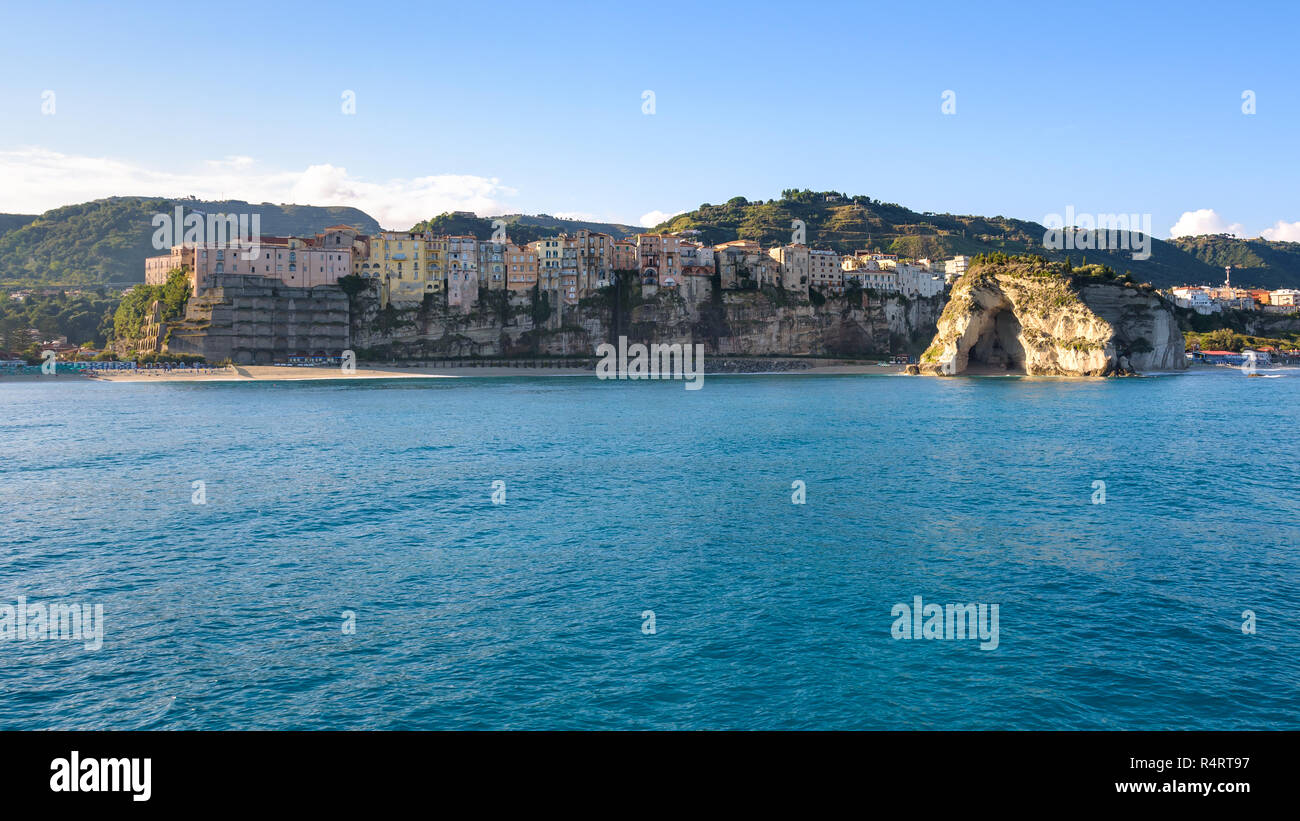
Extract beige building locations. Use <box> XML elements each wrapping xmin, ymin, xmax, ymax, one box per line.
<box><xmin>611</xmin><ymin>239</ymin><xmax>639</xmax><ymax>272</ymax></box>
<box><xmin>635</xmin><ymin>234</ymin><xmax>683</xmax><ymax>287</ymax></box>
<box><xmin>678</xmin><ymin>242</ymin><xmax>715</xmax><ymax>282</ymax></box>
<box><xmin>506</xmin><ymin>243</ymin><xmax>538</xmax><ymax>292</ymax></box>
<box><xmin>573</xmin><ymin>229</ymin><xmax>614</xmax><ymax>295</ymax></box>
<box><xmin>808</xmin><ymin>249</ymin><xmax>843</xmax><ymax>294</ymax></box>
<box><xmin>714</xmin><ymin>240</ymin><xmax>774</xmax><ymax>289</ymax></box>
<box><xmin>768</xmin><ymin>245</ymin><xmax>809</xmax><ymax>292</ymax></box>
<box><xmin>532</xmin><ymin>237</ymin><xmax>566</xmax><ymax>292</ymax></box>
<box><xmin>144</xmin><ymin>245</ymin><xmax>195</xmax><ymax>285</ymax></box>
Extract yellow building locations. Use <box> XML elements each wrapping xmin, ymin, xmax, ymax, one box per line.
<box><xmin>424</xmin><ymin>235</ymin><xmax>447</xmax><ymax>294</ymax></box>
<box><xmin>367</xmin><ymin>231</ymin><xmax>444</xmax><ymax>304</ymax></box>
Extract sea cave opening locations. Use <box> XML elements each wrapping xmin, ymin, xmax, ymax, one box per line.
<box><xmin>967</xmin><ymin>308</ymin><xmax>1027</xmax><ymax>373</ymax></box>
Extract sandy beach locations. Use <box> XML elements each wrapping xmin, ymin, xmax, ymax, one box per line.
<box><xmin>54</xmin><ymin>361</ymin><xmax>905</xmax><ymax>383</ymax></box>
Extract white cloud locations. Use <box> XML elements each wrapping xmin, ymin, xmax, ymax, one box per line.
<box><xmin>204</xmin><ymin>155</ymin><xmax>255</xmax><ymax>170</ymax></box>
<box><xmin>1168</xmin><ymin>208</ymin><xmax>1247</xmax><ymax>238</ymax></box>
<box><xmin>639</xmin><ymin>209</ymin><xmax>682</xmax><ymax>227</ymax></box>
<box><xmin>1260</xmin><ymin>220</ymin><xmax>1300</xmax><ymax>243</ymax></box>
<box><xmin>0</xmin><ymin>147</ymin><xmax>517</xmax><ymax>229</ymax></box>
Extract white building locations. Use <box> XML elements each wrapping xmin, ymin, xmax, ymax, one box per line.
<box><xmin>944</xmin><ymin>255</ymin><xmax>969</xmax><ymax>283</ymax></box>
<box><xmin>1170</xmin><ymin>286</ymin><xmax>1217</xmax><ymax>314</ymax></box>
<box><xmin>895</xmin><ymin>262</ymin><xmax>945</xmax><ymax>298</ymax></box>
<box><xmin>848</xmin><ymin>267</ymin><xmax>899</xmax><ymax>293</ymax></box>
<box><xmin>1270</xmin><ymin>288</ymin><xmax>1300</xmax><ymax>307</ymax></box>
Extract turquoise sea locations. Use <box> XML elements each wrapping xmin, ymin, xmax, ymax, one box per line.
<box><xmin>1</xmin><ymin>369</ymin><xmax>1297</xmax><ymax>729</ymax></box>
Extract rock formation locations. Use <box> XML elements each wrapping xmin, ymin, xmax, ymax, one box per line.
<box><xmin>157</xmin><ymin>274</ymin><xmax>945</xmax><ymax>363</ymax></box>
<box><xmin>917</xmin><ymin>258</ymin><xmax>1186</xmax><ymax>376</ymax></box>
<box><xmin>349</xmin><ymin>283</ymin><xmax>944</xmax><ymax>361</ymax></box>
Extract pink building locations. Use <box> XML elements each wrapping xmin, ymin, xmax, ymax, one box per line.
<box><xmin>185</xmin><ymin>226</ymin><xmax>363</xmax><ymax>296</ymax></box>
<box><xmin>611</xmin><ymin>239</ymin><xmax>638</xmax><ymax>273</ymax></box>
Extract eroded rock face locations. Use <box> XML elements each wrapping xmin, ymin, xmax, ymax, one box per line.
<box><xmin>350</xmin><ymin>288</ymin><xmax>945</xmax><ymax>359</ymax></box>
<box><xmin>918</xmin><ymin>265</ymin><xmax>1186</xmax><ymax>376</ymax></box>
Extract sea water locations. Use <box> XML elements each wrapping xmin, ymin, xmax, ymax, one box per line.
<box><xmin>0</xmin><ymin>370</ymin><xmax>1296</xmax><ymax>729</ymax></box>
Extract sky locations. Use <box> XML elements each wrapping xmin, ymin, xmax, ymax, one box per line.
<box><xmin>1</xmin><ymin>0</ymin><xmax>1298</xmax><ymax>238</ymax></box>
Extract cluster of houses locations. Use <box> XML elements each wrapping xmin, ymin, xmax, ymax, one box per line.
<box><xmin>1166</xmin><ymin>267</ymin><xmax>1300</xmax><ymax>315</ymax></box>
<box><xmin>1189</xmin><ymin>347</ymin><xmax>1299</xmax><ymax>366</ymax></box>
<box><xmin>144</xmin><ymin>223</ymin><xmax>961</xmax><ymax>312</ymax></box>
<box><xmin>5</xmin><ymin>287</ymin><xmax>100</xmax><ymax>302</ymax></box>
<box><xmin>0</xmin><ymin>332</ymin><xmax>100</xmax><ymax>365</ymax></box>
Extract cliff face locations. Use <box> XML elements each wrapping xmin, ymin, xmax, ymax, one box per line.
<box><xmin>350</xmin><ymin>286</ymin><xmax>945</xmax><ymax>360</ymax></box>
<box><xmin>160</xmin><ymin>275</ymin><xmax>945</xmax><ymax>362</ymax></box>
<box><xmin>918</xmin><ymin>263</ymin><xmax>1186</xmax><ymax>376</ymax></box>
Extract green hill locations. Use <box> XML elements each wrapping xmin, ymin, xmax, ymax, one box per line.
<box><xmin>491</xmin><ymin>213</ymin><xmax>641</xmax><ymax>239</ymax></box>
<box><xmin>1168</xmin><ymin>235</ymin><xmax>1300</xmax><ymax>289</ymax></box>
<box><xmin>11</xmin><ymin>190</ymin><xmax>1293</xmax><ymax>292</ymax></box>
<box><xmin>0</xmin><ymin>197</ymin><xmax>381</xmax><ymax>287</ymax></box>
<box><xmin>653</xmin><ymin>189</ymin><xmax>1229</xmax><ymax>289</ymax></box>
<box><xmin>408</xmin><ymin>212</ymin><xmax>641</xmax><ymax>242</ymax></box>
<box><xmin>0</xmin><ymin>213</ymin><xmax>38</xmax><ymax>238</ymax></box>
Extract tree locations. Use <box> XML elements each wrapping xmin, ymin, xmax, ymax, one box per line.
<box><xmin>113</xmin><ymin>268</ymin><xmax>190</xmax><ymax>343</ymax></box>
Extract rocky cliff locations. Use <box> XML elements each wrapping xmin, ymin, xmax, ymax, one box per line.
<box><xmin>350</xmin><ymin>281</ymin><xmax>944</xmax><ymax>361</ymax></box>
<box><xmin>916</xmin><ymin>259</ymin><xmax>1186</xmax><ymax>376</ymax></box>
<box><xmin>157</xmin><ymin>275</ymin><xmax>945</xmax><ymax>363</ymax></box>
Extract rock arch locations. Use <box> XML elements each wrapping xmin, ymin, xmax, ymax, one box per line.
<box><xmin>957</xmin><ymin>295</ymin><xmax>1028</xmax><ymax>374</ymax></box>
<box><xmin>920</xmin><ymin>269</ymin><xmax>1187</xmax><ymax>377</ymax></box>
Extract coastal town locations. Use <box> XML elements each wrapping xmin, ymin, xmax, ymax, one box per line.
<box><xmin>139</xmin><ymin>220</ymin><xmax>953</xmax><ymax>309</ymax></box>
<box><xmin>3</xmin><ymin>218</ymin><xmax>1300</xmax><ymax>371</ymax></box>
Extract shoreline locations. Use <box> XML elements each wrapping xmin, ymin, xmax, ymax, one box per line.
<box><xmin>11</xmin><ymin>360</ymin><xmax>908</xmax><ymax>383</ymax></box>
<box><xmin>8</xmin><ymin>360</ymin><xmax>1290</xmax><ymax>385</ymax></box>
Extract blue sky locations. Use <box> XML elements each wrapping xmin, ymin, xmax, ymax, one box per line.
<box><xmin>2</xmin><ymin>0</ymin><xmax>1297</xmax><ymax>238</ymax></box>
